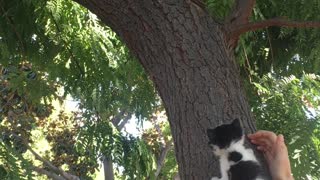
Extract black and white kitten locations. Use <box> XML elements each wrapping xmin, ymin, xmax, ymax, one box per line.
<box><xmin>207</xmin><ymin>119</ymin><xmax>266</xmax><ymax>180</ymax></box>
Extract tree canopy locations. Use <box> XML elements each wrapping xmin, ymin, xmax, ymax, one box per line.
<box><xmin>1</xmin><ymin>0</ymin><xmax>320</xmax><ymax>179</ymax></box>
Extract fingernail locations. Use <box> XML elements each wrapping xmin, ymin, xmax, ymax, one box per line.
<box><xmin>278</xmin><ymin>134</ymin><xmax>285</xmax><ymax>142</ymax></box>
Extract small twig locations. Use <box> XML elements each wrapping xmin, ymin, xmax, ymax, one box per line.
<box><xmin>243</xmin><ymin>46</ymin><xmax>252</xmax><ymax>83</ymax></box>
<box><xmin>266</xmin><ymin>29</ymin><xmax>275</xmax><ymax>64</ymax></box>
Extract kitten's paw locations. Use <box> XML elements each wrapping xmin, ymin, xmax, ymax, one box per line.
<box><xmin>211</xmin><ymin>177</ymin><xmax>220</xmax><ymax>180</ymax></box>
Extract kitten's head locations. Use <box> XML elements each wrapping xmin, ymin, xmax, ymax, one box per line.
<box><xmin>207</xmin><ymin>119</ymin><xmax>243</xmax><ymax>152</ymax></box>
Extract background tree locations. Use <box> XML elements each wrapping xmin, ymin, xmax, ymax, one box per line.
<box><xmin>0</xmin><ymin>0</ymin><xmax>158</xmax><ymax>179</ymax></box>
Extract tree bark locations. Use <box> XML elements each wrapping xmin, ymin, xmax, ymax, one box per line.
<box><xmin>103</xmin><ymin>156</ymin><xmax>114</xmax><ymax>180</ymax></box>
<box><xmin>73</xmin><ymin>0</ymin><xmax>268</xmax><ymax>179</ymax></box>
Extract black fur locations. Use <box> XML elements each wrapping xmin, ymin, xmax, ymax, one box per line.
<box><xmin>229</xmin><ymin>161</ymin><xmax>261</xmax><ymax>180</ymax></box>
<box><xmin>207</xmin><ymin>118</ymin><xmax>266</xmax><ymax>180</ymax></box>
<box><xmin>228</xmin><ymin>151</ymin><xmax>242</xmax><ymax>163</ymax></box>
<box><xmin>207</xmin><ymin>118</ymin><xmax>242</xmax><ymax>148</ymax></box>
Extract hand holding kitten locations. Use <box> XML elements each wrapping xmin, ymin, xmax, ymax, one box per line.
<box><xmin>248</xmin><ymin>131</ymin><xmax>294</xmax><ymax>180</ymax></box>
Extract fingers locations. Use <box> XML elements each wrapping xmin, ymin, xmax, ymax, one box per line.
<box><xmin>252</xmin><ymin>138</ymin><xmax>273</xmax><ymax>152</ymax></box>
<box><xmin>257</xmin><ymin>145</ymin><xmax>265</xmax><ymax>152</ymax></box>
<box><xmin>275</xmin><ymin>134</ymin><xmax>288</xmax><ymax>153</ymax></box>
<box><xmin>277</xmin><ymin>134</ymin><xmax>285</xmax><ymax>143</ymax></box>
<box><xmin>257</xmin><ymin>146</ymin><xmax>273</xmax><ymax>163</ymax></box>
<box><xmin>248</xmin><ymin>130</ymin><xmax>277</xmax><ymax>141</ymax></box>
<box><xmin>248</xmin><ymin>130</ymin><xmax>277</xmax><ymax>149</ymax></box>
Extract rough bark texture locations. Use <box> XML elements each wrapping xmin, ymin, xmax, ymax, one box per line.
<box><xmin>73</xmin><ymin>0</ymin><xmax>268</xmax><ymax>179</ymax></box>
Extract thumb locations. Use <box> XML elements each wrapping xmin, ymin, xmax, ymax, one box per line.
<box><xmin>277</xmin><ymin>134</ymin><xmax>284</xmax><ymax>142</ymax></box>
<box><xmin>276</xmin><ymin>134</ymin><xmax>287</xmax><ymax>152</ymax></box>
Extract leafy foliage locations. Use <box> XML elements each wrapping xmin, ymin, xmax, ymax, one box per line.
<box><xmin>0</xmin><ymin>142</ymin><xmax>33</xmax><ymax>180</ymax></box>
<box><xmin>1</xmin><ymin>0</ymin><xmax>158</xmax><ymax>179</ymax></box>
<box><xmin>240</xmin><ymin>1</ymin><xmax>320</xmax><ymax>77</ymax></box>
<box><xmin>119</xmin><ymin>136</ymin><xmax>155</xmax><ymax>180</ymax></box>
<box><xmin>206</xmin><ymin>0</ymin><xmax>233</xmax><ymax>20</ymax></box>
<box><xmin>142</xmin><ymin>120</ymin><xmax>178</xmax><ymax>180</ymax></box>
<box><xmin>206</xmin><ymin>0</ymin><xmax>320</xmax><ymax>77</ymax></box>
<box><xmin>250</xmin><ymin>73</ymin><xmax>320</xmax><ymax>179</ymax></box>
<box><xmin>0</xmin><ymin>63</ymin><xmax>57</xmax><ymax>179</ymax></box>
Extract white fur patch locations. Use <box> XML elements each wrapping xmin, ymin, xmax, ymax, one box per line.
<box><xmin>211</xmin><ymin>136</ymin><xmax>259</xmax><ymax>180</ymax></box>
<box><xmin>228</xmin><ymin>136</ymin><xmax>258</xmax><ymax>163</ymax></box>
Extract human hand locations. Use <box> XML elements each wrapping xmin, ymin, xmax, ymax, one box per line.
<box><xmin>248</xmin><ymin>130</ymin><xmax>294</xmax><ymax>180</ymax></box>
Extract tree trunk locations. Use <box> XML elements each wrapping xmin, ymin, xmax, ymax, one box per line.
<box><xmin>103</xmin><ymin>156</ymin><xmax>114</xmax><ymax>180</ymax></box>
<box><xmin>73</xmin><ymin>0</ymin><xmax>269</xmax><ymax>179</ymax></box>
<box><xmin>102</xmin><ymin>113</ymin><xmax>130</xmax><ymax>180</ymax></box>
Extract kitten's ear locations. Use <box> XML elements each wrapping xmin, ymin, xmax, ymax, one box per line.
<box><xmin>207</xmin><ymin>129</ymin><xmax>215</xmax><ymax>139</ymax></box>
<box><xmin>231</xmin><ymin>118</ymin><xmax>241</xmax><ymax>127</ymax></box>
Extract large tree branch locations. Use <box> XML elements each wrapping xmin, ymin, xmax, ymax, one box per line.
<box><xmin>32</xmin><ymin>166</ymin><xmax>65</xmax><ymax>180</ymax></box>
<box><xmin>73</xmin><ymin>0</ymin><xmax>131</xmax><ymax>31</ymax></box>
<box><xmin>224</xmin><ymin>0</ymin><xmax>256</xmax><ymax>48</ymax></box>
<box><xmin>10</xmin><ymin>133</ymin><xmax>79</xmax><ymax>180</ymax></box>
<box><xmin>111</xmin><ymin>110</ymin><xmax>126</xmax><ymax>126</ymax></box>
<box><xmin>229</xmin><ymin>18</ymin><xmax>320</xmax><ymax>39</ymax></box>
<box><xmin>227</xmin><ymin>0</ymin><xmax>256</xmax><ymax>24</ymax></box>
<box><xmin>154</xmin><ymin>139</ymin><xmax>173</xmax><ymax>178</ymax></box>
<box><xmin>150</xmin><ymin>113</ymin><xmax>174</xmax><ymax>178</ymax></box>
<box><xmin>190</xmin><ymin>0</ymin><xmax>206</xmax><ymax>10</ymax></box>
<box><xmin>102</xmin><ymin>156</ymin><xmax>114</xmax><ymax>180</ymax></box>
<box><xmin>117</xmin><ymin>114</ymin><xmax>132</xmax><ymax>131</ymax></box>
<box><xmin>27</xmin><ymin>145</ymin><xmax>79</xmax><ymax>180</ymax></box>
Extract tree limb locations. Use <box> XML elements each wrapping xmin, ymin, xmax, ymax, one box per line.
<box><xmin>229</xmin><ymin>17</ymin><xmax>320</xmax><ymax>39</ymax></box>
<box><xmin>73</xmin><ymin>0</ymin><xmax>127</xmax><ymax>30</ymax></box>
<box><xmin>151</xmin><ymin>115</ymin><xmax>165</xmax><ymax>148</ymax></box>
<box><xmin>32</xmin><ymin>166</ymin><xmax>66</xmax><ymax>180</ymax></box>
<box><xmin>10</xmin><ymin>133</ymin><xmax>79</xmax><ymax>180</ymax></box>
<box><xmin>111</xmin><ymin>110</ymin><xmax>126</xmax><ymax>126</ymax></box>
<box><xmin>28</xmin><ymin>144</ymin><xmax>80</xmax><ymax>180</ymax></box>
<box><xmin>150</xmin><ymin>113</ymin><xmax>174</xmax><ymax>178</ymax></box>
<box><xmin>190</xmin><ymin>0</ymin><xmax>206</xmax><ymax>10</ymax></box>
<box><xmin>154</xmin><ymin>139</ymin><xmax>173</xmax><ymax>178</ymax></box>
<box><xmin>117</xmin><ymin>114</ymin><xmax>132</xmax><ymax>131</ymax></box>
<box><xmin>102</xmin><ymin>156</ymin><xmax>114</xmax><ymax>180</ymax></box>
<box><xmin>227</xmin><ymin>0</ymin><xmax>256</xmax><ymax>24</ymax></box>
